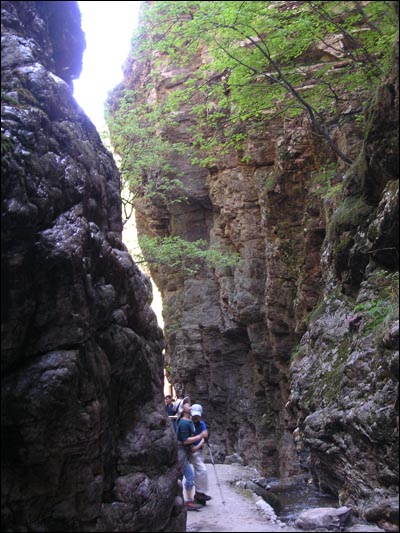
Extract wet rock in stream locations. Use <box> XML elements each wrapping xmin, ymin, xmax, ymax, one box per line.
<box><xmin>237</xmin><ymin>474</ymin><xmax>389</xmax><ymax>532</ymax></box>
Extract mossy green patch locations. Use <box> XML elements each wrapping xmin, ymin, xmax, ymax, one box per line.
<box><xmin>328</xmin><ymin>196</ymin><xmax>374</xmax><ymax>239</ymax></box>
<box><xmin>354</xmin><ymin>271</ymin><xmax>399</xmax><ymax>336</ymax></box>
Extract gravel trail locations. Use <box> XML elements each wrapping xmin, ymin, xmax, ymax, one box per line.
<box><xmin>186</xmin><ymin>464</ymin><xmax>300</xmax><ymax>532</ymax></box>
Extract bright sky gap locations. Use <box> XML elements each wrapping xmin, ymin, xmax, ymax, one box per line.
<box><xmin>72</xmin><ymin>1</ymin><xmax>165</xmax><ymax>332</ymax></box>
<box><xmin>73</xmin><ymin>1</ymin><xmax>141</xmax><ymax>131</ymax></box>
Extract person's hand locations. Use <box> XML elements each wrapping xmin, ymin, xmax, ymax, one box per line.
<box><xmin>192</xmin><ymin>438</ymin><xmax>204</xmax><ymax>452</ymax></box>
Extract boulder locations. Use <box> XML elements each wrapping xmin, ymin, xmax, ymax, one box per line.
<box><xmin>295</xmin><ymin>506</ymin><xmax>352</xmax><ymax>531</ymax></box>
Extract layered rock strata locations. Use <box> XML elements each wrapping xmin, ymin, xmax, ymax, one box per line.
<box><xmin>1</xmin><ymin>2</ymin><xmax>183</xmax><ymax>531</ymax></box>
<box><xmin>110</xmin><ymin>3</ymin><xmax>398</xmax><ymax>529</ymax></box>
<box><xmin>288</xmin><ymin>35</ymin><xmax>399</xmax><ymax>529</ymax></box>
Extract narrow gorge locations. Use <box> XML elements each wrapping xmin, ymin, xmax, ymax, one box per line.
<box><xmin>1</xmin><ymin>1</ymin><xmax>399</xmax><ymax>532</ymax></box>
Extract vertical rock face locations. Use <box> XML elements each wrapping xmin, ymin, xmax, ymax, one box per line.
<box><xmin>109</xmin><ymin>15</ymin><xmax>362</xmax><ymax>479</ymax></box>
<box><xmin>1</xmin><ymin>2</ymin><xmax>183</xmax><ymax>532</ymax></box>
<box><xmin>109</xmin><ymin>2</ymin><xmax>398</xmax><ymax>528</ymax></box>
<box><xmin>111</xmin><ymin>43</ymin><xmax>323</xmax><ymax>479</ymax></box>
<box><xmin>288</xmin><ymin>36</ymin><xmax>399</xmax><ymax>526</ymax></box>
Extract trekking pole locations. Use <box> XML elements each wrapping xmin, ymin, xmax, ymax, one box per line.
<box><xmin>205</xmin><ymin>438</ymin><xmax>226</xmax><ymax>505</ymax></box>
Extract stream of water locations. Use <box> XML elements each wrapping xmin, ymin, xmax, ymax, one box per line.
<box><xmin>267</xmin><ymin>479</ymin><xmax>338</xmax><ymax>525</ymax></box>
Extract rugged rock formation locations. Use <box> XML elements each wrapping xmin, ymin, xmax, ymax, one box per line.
<box><xmin>288</xmin><ymin>35</ymin><xmax>399</xmax><ymax>529</ymax></box>
<box><xmin>1</xmin><ymin>2</ymin><xmax>183</xmax><ymax>531</ymax></box>
<box><xmin>109</xmin><ymin>2</ymin><xmax>398</xmax><ymax>529</ymax></box>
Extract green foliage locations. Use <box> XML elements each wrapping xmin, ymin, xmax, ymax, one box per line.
<box><xmin>321</xmin><ymin>334</ymin><xmax>351</xmax><ymax>401</ymax></box>
<box><xmin>354</xmin><ymin>299</ymin><xmax>395</xmax><ymax>334</ymax></box>
<box><xmin>328</xmin><ymin>195</ymin><xmax>374</xmax><ymax>237</ymax></box>
<box><xmin>106</xmin><ymin>89</ymin><xmax>188</xmax><ymax>209</ymax></box>
<box><xmin>290</xmin><ymin>344</ymin><xmax>303</xmax><ymax>361</ymax></box>
<box><xmin>1</xmin><ymin>132</ymin><xmax>16</xmax><ymax>156</ymax></box>
<box><xmin>310</xmin><ymin>162</ymin><xmax>343</xmax><ymax>200</ymax></box>
<box><xmin>264</xmin><ymin>173</ymin><xmax>278</xmax><ymax>194</ymax></box>
<box><xmin>307</xmin><ymin>299</ymin><xmax>326</xmax><ymax>325</ymax></box>
<box><xmin>121</xmin><ymin>0</ymin><xmax>398</xmax><ymax>170</ymax></box>
<box><xmin>136</xmin><ymin>235</ymin><xmax>240</xmax><ymax>276</ymax></box>
<box><xmin>107</xmin><ymin>1</ymin><xmax>398</xmax><ymax>216</ymax></box>
<box><xmin>354</xmin><ymin>271</ymin><xmax>399</xmax><ymax>335</ymax></box>
<box><xmin>2</xmin><ymin>88</ymin><xmax>39</xmax><ymax>107</ymax></box>
<box><xmin>1</xmin><ymin>90</ymin><xmax>18</xmax><ymax>106</ymax></box>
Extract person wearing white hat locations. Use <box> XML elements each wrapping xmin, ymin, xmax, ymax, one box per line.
<box><xmin>190</xmin><ymin>403</ymin><xmax>212</xmax><ymax>504</ymax></box>
<box><xmin>175</xmin><ymin>397</ymin><xmax>207</xmax><ymax>511</ymax></box>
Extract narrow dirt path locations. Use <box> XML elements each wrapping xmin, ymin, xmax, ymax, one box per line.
<box><xmin>186</xmin><ymin>464</ymin><xmax>300</xmax><ymax>532</ymax></box>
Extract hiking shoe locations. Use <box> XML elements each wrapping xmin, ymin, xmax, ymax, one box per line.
<box><xmin>185</xmin><ymin>501</ymin><xmax>202</xmax><ymax>511</ymax></box>
<box><xmin>195</xmin><ymin>492</ymin><xmax>212</xmax><ymax>501</ymax></box>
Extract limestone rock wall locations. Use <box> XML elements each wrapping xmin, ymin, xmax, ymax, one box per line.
<box><xmin>109</xmin><ymin>17</ymin><xmax>361</xmax><ymax>479</ymax></box>
<box><xmin>288</xmin><ymin>36</ymin><xmax>399</xmax><ymax>528</ymax></box>
<box><xmin>1</xmin><ymin>2</ymin><xmax>183</xmax><ymax>531</ymax></box>
<box><xmin>109</xmin><ymin>3</ymin><xmax>398</xmax><ymax>529</ymax></box>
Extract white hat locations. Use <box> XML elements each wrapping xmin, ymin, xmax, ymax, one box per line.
<box><xmin>173</xmin><ymin>396</ymin><xmax>190</xmax><ymax>417</ymax></box>
<box><xmin>191</xmin><ymin>404</ymin><xmax>202</xmax><ymax>417</ymax></box>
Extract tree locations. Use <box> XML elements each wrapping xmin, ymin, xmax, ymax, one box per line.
<box><xmin>106</xmin><ymin>1</ymin><xmax>397</xmax><ymax>268</ymax></box>
<box><xmin>135</xmin><ymin>235</ymin><xmax>240</xmax><ymax>276</ymax></box>
<box><xmin>128</xmin><ymin>0</ymin><xmax>397</xmax><ymax>167</ymax></box>
<box><xmin>106</xmin><ymin>89</ymin><xmax>188</xmax><ymax>214</ymax></box>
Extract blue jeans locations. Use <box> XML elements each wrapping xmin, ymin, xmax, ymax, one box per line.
<box><xmin>184</xmin><ymin>460</ymin><xmax>195</xmax><ymax>490</ymax></box>
<box><xmin>178</xmin><ymin>444</ymin><xmax>195</xmax><ymax>490</ymax></box>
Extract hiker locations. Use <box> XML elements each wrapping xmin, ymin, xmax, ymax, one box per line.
<box><xmin>170</xmin><ymin>394</ymin><xmax>185</xmax><ymax>431</ymax></box>
<box><xmin>165</xmin><ymin>394</ymin><xmax>175</xmax><ymax>416</ymax></box>
<box><xmin>176</xmin><ymin>396</ymin><xmax>207</xmax><ymax>511</ymax></box>
<box><xmin>190</xmin><ymin>403</ymin><xmax>212</xmax><ymax>504</ymax></box>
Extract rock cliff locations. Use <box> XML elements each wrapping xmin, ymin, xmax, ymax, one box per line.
<box><xmin>109</xmin><ymin>2</ymin><xmax>398</xmax><ymax>529</ymax></box>
<box><xmin>1</xmin><ymin>2</ymin><xmax>183</xmax><ymax>531</ymax></box>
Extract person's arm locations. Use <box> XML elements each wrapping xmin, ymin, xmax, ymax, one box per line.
<box><xmin>183</xmin><ymin>430</ymin><xmax>207</xmax><ymax>445</ymax></box>
<box><xmin>191</xmin><ymin>437</ymin><xmax>205</xmax><ymax>452</ymax></box>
